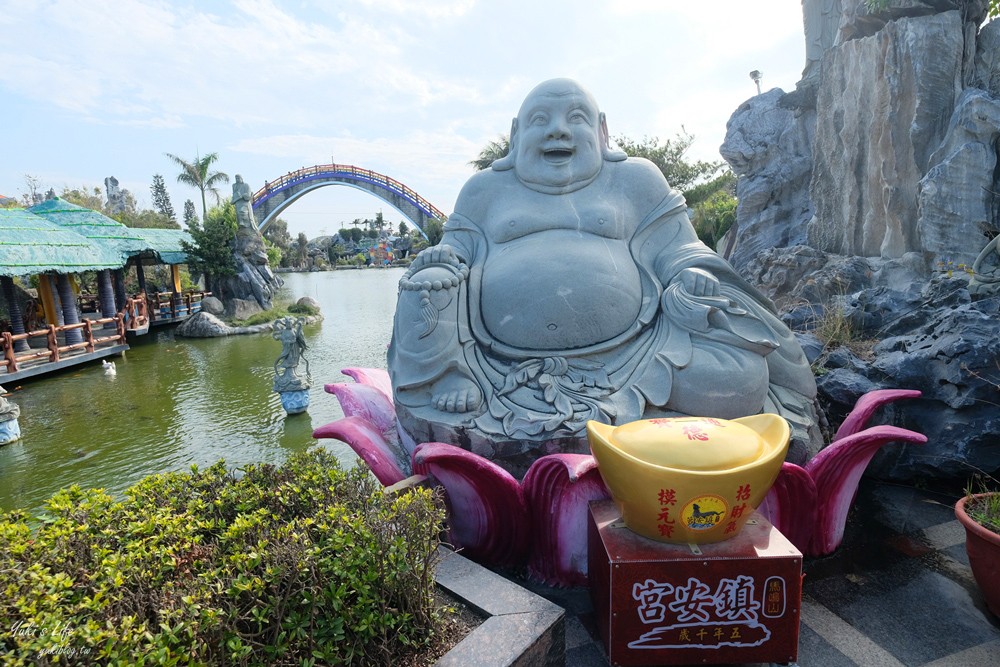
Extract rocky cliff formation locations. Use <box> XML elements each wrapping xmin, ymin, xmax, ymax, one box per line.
<box><xmin>722</xmin><ymin>0</ymin><xmax>1000</xmax><ymax>482</ymax></box>
<box><xmin>216</xmin><ymin>224</ymin><xmax>283</xmax><ymax>316</ymax></box>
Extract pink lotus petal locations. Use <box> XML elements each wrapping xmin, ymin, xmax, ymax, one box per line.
<box><xmin>341</xmin><ymin>367</ymin><xmax>393</xmax><ymax>403</ymax></box>
<box><xmin>805</xmin><ymin>425</ymin><xmax>927</xmax><ymax>556</ymax></box>
<box><xmin>833</xmin><ymin>389</ymin><xmax>923</xmax><ymax>441</ymax></box>
<box><xmin>413</xmin><ymin>442</ymin><xmax>530</xmax><ymax>568</ymax></box>
<box><xmin>313</xmin><ymin>416</ymin><xmax>407</xmax><ymax>486</ymax></box>
<box><xmin>324</xmin><ymin>382</ymin><xmax>397</xmax><ymax>435</ymax></box>
<box><xmin>758</xmin><ymin>463</ymin><xmax>818</xmax><ymax>554</ymax></box>
<box><xmin>522</xmin><ymin>454</ymin><xmax>610</xmax><ymax>586</ymax></box>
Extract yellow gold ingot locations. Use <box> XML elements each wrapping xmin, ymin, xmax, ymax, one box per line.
<box><xmin>587</xmin><ymin>415</ymin><xmax>789</xmax><ymax>544</ymax></box>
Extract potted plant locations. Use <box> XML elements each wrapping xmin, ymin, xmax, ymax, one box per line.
<box><xmin>954</xmin><ymin>476</ymin><xmax>1000</xmax><ymax>617</ymax></box>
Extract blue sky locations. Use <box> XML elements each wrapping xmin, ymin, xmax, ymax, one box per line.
<box><xmin>0</xmin><ymin>1</ymin><xmax>805</xmax><ymax>238</ymax></box>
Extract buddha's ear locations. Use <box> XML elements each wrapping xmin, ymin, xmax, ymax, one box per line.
<box><xmin>492</xmin><ymin>117</ymin><xmax>517</xmax><ymax>171</ymax></box>
<box><xmin>600</xmin><ymin>112</ymin><xmax>627</xmax><ymax>162</ymax></box>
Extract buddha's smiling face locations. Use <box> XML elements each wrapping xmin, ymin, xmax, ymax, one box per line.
<box><xmin>512</xmin><ymin>80</ymin><xmax>604</xmax><ymax>192</ymax></box>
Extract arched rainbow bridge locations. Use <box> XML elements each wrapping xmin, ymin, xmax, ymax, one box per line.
<box><xmin>251</xmin><ymin>164</ymin><xmax>447</xmax><ymax>234</ymax></box>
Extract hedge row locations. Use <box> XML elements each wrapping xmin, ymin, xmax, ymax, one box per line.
<box><xmin>0</xmin><ymin>449</ymin><xmax>448</xmax><ymax>666</ymax></box>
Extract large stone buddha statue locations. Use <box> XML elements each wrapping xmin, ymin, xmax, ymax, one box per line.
<box><xmin>389</xmin><ymin>79</ymin><xmax>819</xmax><ymax>472</ymax></box>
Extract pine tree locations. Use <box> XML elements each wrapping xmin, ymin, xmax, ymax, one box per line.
<box><xmin>183</xmin><ymin>200</ymin><xmax>198</xmax><ymax>228</ymax></box>
<box><xmin>150</xmin><ymin>174</ymin><xmax>176</xmax><ymax>222</ymax></box>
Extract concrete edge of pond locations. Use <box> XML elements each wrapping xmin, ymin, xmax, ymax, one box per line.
<box><xmin>433</xmin><ymin>546</ymin><xmax>566</xmax><ymax>667</ymax></box>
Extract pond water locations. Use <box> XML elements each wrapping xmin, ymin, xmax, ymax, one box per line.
<box><xmin>0</xmin><ymin>268</ymin><xmax>404</xmax><ymax>514</ymax></box>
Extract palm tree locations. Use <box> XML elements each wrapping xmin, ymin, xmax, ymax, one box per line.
<box><xmin>164</xmin><ymin>151</ymin><xmax>230</xmax><ymax>219</ymax></box>
<box><xmin>469</xmin><ymin>135</ymin><xmax>510</xmax><ymax>171</ymax></box>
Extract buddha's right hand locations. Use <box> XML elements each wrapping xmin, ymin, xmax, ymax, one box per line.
<box><xmin>411</xmin><ymin>244</ymin><xmax>461</xmax><ymax>270</ymax></box>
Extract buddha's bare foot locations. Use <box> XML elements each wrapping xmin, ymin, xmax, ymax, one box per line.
<box><xmin>431</xmin><ymin>375</ymin><xmax>483</xmax><ymax>413</ymax></box>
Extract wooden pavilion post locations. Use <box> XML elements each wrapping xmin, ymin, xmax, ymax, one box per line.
<box><xmin>36</xmin><ymin>274</ymin><xmax>60</xmax><ymax>329</ymax></box>
<box><xmin>135</xmin><ymin>260</ymin><xmax>147</xmax><ymax>294</ymax></box>
<box><xmin>0</xmin><ymin>275</ymin><xmax>29</xmax><ymax>352</ymax></box>
<box><xmin>48</xmin><ymin>274</ymin><xmax>65</xmax><ymax>326</ymax></box>
<box><xmin>171</xmin><ymin>265</ymin><xmax>183</xmax><ymax>318</ymax></box>
<box><xmin>57</xmin><ymin>273</ymin><xmax>84</xmax><ymax>345</ymax></box>
<box><xmin>113</xmin><ymin>268</ymin><xmax>127</xmax><ymax>311</ymax></box>
<box><xmin>97</xmin><ymin>269</ymin><xmax>117</xmax><ymax>329</ymax></box>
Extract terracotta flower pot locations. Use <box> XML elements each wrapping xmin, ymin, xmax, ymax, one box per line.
<box><xmin>955</xmin><ymin>493</ymin><xmax>1000</xmax><ymax>618</ymax></box>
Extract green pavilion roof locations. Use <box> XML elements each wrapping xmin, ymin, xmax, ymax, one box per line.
<box><xmin>28</xmin><ymin>198</ymin><xmax>149</xmax><ymax>263</ymax></box>
<box><xmin>0</xmin><ymin>208</ymin><xmax>123</xmax><ymax>277</ymax></box>
<box><xmin>27</xmin><ymin>198</ymin><xmax>193</xmax><ymax>266</ymax></box>
<box><xmin>129</xmin><ymin>227</ymin><xmax>194</xmax><ymax>265</ymax></box>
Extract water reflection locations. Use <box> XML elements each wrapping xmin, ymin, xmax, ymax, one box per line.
<box><xmin>0</xmin><ymin>268</ymin><xmax>403</xmax><ymax>513</ymax></box>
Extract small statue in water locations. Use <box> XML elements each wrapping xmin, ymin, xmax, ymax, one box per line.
<box><xmin>273</xmin><ymin>317</ymin><xmax>311</xmax><ymax>414</ymax></box>
<box><xmin>388</xmin><ymin>78</ymin><xmax>820</xmax><ymax>470</ymax></box>
<box><xmin>0</xmin><ymin>385</ymin><xmax>21</xmax><ymax>446</ymax></box>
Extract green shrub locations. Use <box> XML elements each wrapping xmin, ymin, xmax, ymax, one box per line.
<box><xmin>0</xmin><ymin>450</ymin><xmax>449</xmax><ymax>666</ymax></box>
<box><xmin>233</xmin><ymin>307</ymin><xmax>288</xmax><ymax>326</ymax></box>
<box><xmin>287</xmin><ymin>302</ymin><xmax>319</xmax><ymax>316</ymax></box>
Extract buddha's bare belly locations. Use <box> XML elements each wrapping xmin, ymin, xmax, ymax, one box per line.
<box><xmin>480</xmin><ymin>233</ymin><xmax>642</xmax><ymax>350</ymax></box>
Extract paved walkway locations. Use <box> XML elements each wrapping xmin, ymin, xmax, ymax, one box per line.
<box><xmin>511</xmin><ymin>480</ymin><xmax>1000</xmax><ymax>666</ymax></box>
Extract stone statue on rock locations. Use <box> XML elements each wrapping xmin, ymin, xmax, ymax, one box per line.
<box><xmin>211</xmin><ymin>175</ymin><xmax>282</xmax><ymax>314</ymax></box>
<box><xmin>232</xmin><ymin>174</ymin><xmax>256</xmax><ymax>229</ymax></box>
<box><xmin>388</xmin><ymin>79</ymin><xmax>821</xmax><ymax>472</ymax></box>
<box><xmin>104</xmin><ymin>176</ymin><xmax>129</xmax><ymax>215</ymax></box>
<box><xmin>969</xmin><ymin>235</ymin><xmax>1000</xmax><ymax>296</ymax></box>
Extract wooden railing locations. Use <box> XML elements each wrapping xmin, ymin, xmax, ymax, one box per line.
<box><xmin>1</xmin><ymin>317</ymin><xmax>126</xmax><ymax>374</ymax></box>
<box><xmin>120</xmin><ymin>295</ymin><xmax>149</xmax><ymax>331</ymax></box>
<box><xmin>147</xmin><ymin>291</ymin><xmax>211</xmax><ymax>322</ymax></box>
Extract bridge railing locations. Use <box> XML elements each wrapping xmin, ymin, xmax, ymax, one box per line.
<box><xmin>251</xmin><ymin>164</ymin><xmax>447</xmax><ymax>221</ymax></box>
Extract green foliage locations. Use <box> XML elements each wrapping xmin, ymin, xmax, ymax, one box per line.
<box><xmin>181</xmin><ymin>202</ymin><xmax>238</xmax><ymax>297</ymax></box>
<box><xmin>263</xmin><ymin>218</ymin><xmax>292</xmax><ymax>249</ymax></box>
<box><xmin>684</xmin><ymin>171</ymin><xmax>736</xmax><ymax>208</ymax></box>
<box><xmin>231</xmin><ymin>306</ymin><xmax>291</xmax><ymax>326</ymax></box>
<box><xmin>59</xmin><ymin>186</ymin><xmax>104</xmax><ymax>211</ymax></box>
<box><xmin>690</xmin><ymin>189</ymin><xmax>737</xmax><ymax>250</ymax></box>
<box><xmin>150</xmin><ymin>174</ymin><xmax>177</xmax><ymax>223</ymax></box>
<box><xmin>183</xmin><ymin>200</ymin><xmax>198</xmax><ymax>228</ymax></box>
<box><xmin>287</xmin><ymin>302</ymin><xmax>320</xmax><ymax>316</ymax></box>
<box><xmin>341</xmin><ymin>227</ymin><xmax>365</xmax><ymax>244</ymax></box>
<box><xmin>965</xmin><ymin>473</ymin><xmax>1000</xmax><ymax>534</ymax></box>
<box><xmin>295</xmin><ymin>232</ymin><xmax>310</xmax><ymax>269</ymax></box>
<box><xmin>470</xmin><ymin>135</ymin><xmax>510</xmax><ymax>171</ymax></box>
<box><xmin>398</xmin><ymin>221</ymin><xmax>409</xmax><ymax>236</ymax></box>
<box><xmin>165</xmin><ymin>151</ymin><xmax>230</xmax><ymax>219</ymax></box>
<box><xmin>0</xmin><ymin>450</ymin><xmax>449</xmax><ymax>666</ymax></box>
<box><xmin>423</xmin><ymin>219</ymin><xmax>444</xmax><ymax>246</ymax></box>
<box><xmin>116</xmin><ymin>209</ymin><xmax>180</xmax><ymax>230</ymax></box>
<box><xmin>262</xmin><ymin>237</ymin><xmax>282</xmax><ymax>268</ymax></box>
<box><xmin>615</xmin><ymin>132</ymin><xmax>723</xmax><ymax>194</ymax></box>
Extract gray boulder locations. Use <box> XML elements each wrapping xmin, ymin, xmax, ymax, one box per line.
<box><xmin>814</xmin><ymin>277</ymin><xmax>1000</xmax><ymax>481</ymax></box>
<box><xmin>808</xmin><ymin>11</ymin><xmax>965</xmax><ymax>259</ymax></box>
<box><xmin>176</xmin><ymin>312</ymin><xmax>231</xmax><ymax>338</ymax></box>
<box><xmin>296</xmin><ymin>296</ymin><xmax>320</xmax><ymax>311</ymax></box>
<box><xmin>975</xmin><ymin>16</ymin><xmax>1000</xmax><ymax>96</ymax></box>
<box><xmin>216</xmin><ymin>226</ymin><xmax>283</xmax><ymax>311</ymax></box>
<box><xmin>720</xmin><ymin>90</ymin><xmax>815</xmax><ymax>275</ymax></box>
<box><xmin>224</xmin><ymin>298</ymin><xmax>262</xmax><ymax>322</ymax></box>
<box><xmin>200</xmin><ymin>296</ymin><xmax>225</xmax><ymax>316</ymax></box>
<box><xmin>917</xmin><ymin>88</ymin><xmax>1000</xmax><ymax>267</ymax></box>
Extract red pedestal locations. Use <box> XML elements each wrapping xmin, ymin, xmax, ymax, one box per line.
<box><xmin>589</xmin><ymin>499</ymin><xmax>802</xmax><ymax>666</ymax></box>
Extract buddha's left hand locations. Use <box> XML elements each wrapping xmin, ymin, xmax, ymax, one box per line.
<box><xmin>676</xmin><ymin>268</ymin><xmax>720</xmax><ymax>297</ymax></box>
